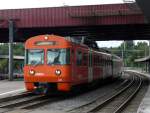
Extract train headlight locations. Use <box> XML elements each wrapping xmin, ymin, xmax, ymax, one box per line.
<box><xmin>29</xmin><ymin>69</ymin><xmax>35</xmax><ymax>75</ymax></box>
<box><xmin>44</xmin><ymin>36</ymin><xmax>48</xmax><ymax>40</ymax></box>
<box><xmin>55</xmin><ymin>69</ymin><xmax>61</xmax><ymax>76</ymax></box>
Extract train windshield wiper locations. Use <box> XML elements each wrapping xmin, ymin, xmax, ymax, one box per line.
<box><xmin>33</xmin><ymin>61</ymin><xmax>41</xmax><ymax>67</ymax></box>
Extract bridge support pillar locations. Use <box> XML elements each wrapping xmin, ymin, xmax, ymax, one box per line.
<box><xmin>8</xmin><ymin>20</ymin><xmax>14</xmax><ymax>81</ymax></box>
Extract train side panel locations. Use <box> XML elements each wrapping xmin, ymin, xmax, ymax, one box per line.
<box><xmin>92</xmin><ymin>51</ymin><xmax>103</xmax><ymax>80</ymax></box>
<box><xmin>71</xmin><ymin>45</ymin><xmax>89</xmax><ymax>85</ymax></box>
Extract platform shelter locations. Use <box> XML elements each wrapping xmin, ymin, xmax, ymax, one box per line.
<box><xmin>135</xmin><ymin>56</ymin><xmax>150</xmax><ymax>73</ymax></box>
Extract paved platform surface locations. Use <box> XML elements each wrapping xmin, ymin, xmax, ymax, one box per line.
<box><xmin>126</xmin><ymin>70</ymin><xmax>150</xmax><ymax>79</ymax></box>
<box><xmin>0</xmin><ymin>80</ymin><xmax>25</xmax><ymax>97</ymax></box>
<box><xmin>126</xmin><ymin>70</ymin><xmax>150</xmax><ymax>113</ymax></box>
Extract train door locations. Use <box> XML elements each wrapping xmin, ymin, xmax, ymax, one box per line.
<box><xmin>105</xmin><ymin>57</ymin><xmax>109</xmax><ymax>77</ymax></box>
<box><xmin>102</xmin><ymin>55</ymin><xmax>107</xmax><ymax>79</ymax></box>
<box><xmin>88</xmin><ymin>49</ymin><xmax>93</xmax><ymax>82</ymax></box>
<box><xmin>74</xmin><ymin>48</ymin><xmax>88</xmax><ymax>84</ymax></box>
<box><xmin>71</xmin><ymin>48</ymin><xmax>76</xmax><ymax>82</ymax></box>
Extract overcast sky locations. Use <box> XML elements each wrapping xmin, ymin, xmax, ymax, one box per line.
<box><xmin>97</xmin><ymin>40</ymin><xmax>149</xmax><ymax>48</ymax></box>
<box><xmin>0</xmin><ymin>0</ymin><xmax>125</xmax><ymax>9</ymax></box>
<box><xmin>97</xmin><ymin>41</ymin><xmax>123</xmax><ymax>48</ymax></box>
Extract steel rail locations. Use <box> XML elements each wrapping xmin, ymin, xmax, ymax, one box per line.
<box><xmin>86</xmin><ymin>75</ymin><xmax>135</xmax><ymax>113</ymax></box>
<box><xmin>0</xmin><ymin>95</ymin><xmax>46</xmax><ymax>108</ymax></box>
<box><xmin>0</xmin><ymin>92</ymin><xmax>33</xmax><ymax>103</ymax></box>
<box><xmin>67</xmin><ymin>77</ymin><xmax>132</xmax><ymax>112</ymax></box>
<box><xmin>113</xmin><ymin>74</ymin><xmax>142</xmax><ymax>113</ymax></box>
<box><xmin>20</xmin><ymin>96</ymin><xmax>65</xmax><ymax>109</ymax></box>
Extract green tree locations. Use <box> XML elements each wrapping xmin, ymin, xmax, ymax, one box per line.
<box><xmin>0</xmin><ymin>59</ymin><xmax>8</xmax><ymax>73</ymax></box>
<box><xmin>0</xmin><ymin>43</ymin><xmax>24</xmax><ymax>73</ymax></box>
<box><xmin>108</xmin><ymin>41</ymin><xmax>149</xmax><ymax>67</ymax></box>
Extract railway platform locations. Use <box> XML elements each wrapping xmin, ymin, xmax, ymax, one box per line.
<box><xmin>0</xmin><ymin>80</ymin><xmax>25</xmax><ymax>98</ymax></box>
<box><xmin>125</xmin><ymin>70</ymin><xmax>150</xmax><ymax>113</ymax></box>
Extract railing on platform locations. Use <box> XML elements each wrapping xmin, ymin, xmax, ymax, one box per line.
<box><xmin>0</xmin><ymin>73</ymin><xmax>23</xmax><ymax>80</ymax></box>
<box><xmin>124</xmin><ymin>67</ymin><xmax>149</xmax><ymax>73</ymax></box>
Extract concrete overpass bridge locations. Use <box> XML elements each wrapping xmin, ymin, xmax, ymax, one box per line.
<box><xmin>0</xmin><ymin>3</ymin><xmax>149</xmax><ymax>42</ymax></box>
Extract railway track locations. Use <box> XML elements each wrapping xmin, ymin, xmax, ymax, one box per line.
<box><xmin>0</xmin><ymin>78</ymin><xmax>126</xmax><ymax>113</ymax></box>
<box><xmin>68</xmin><ymin>72</ymin><xmax>142</xmax><ymax>113</ymax></box>
<box><xmin>0</xmin><ymin>92</ymin><xmax>66</xmax><ymax>113</ymax></box>
<box><xmin>0</xmin><ymin>92</ymin><xmax>32</xmax><ymax>103</ymax></box>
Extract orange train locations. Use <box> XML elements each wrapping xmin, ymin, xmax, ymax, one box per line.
<box><xmin>24</xmin><ymin>34</ymin><xmax>122</xmax><ymax>93</ymax></box>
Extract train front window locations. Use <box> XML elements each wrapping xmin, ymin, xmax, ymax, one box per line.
<box><xmin>27</xmin><ymin>49</ymin><xmax>44</xmax><ymax>65</ymax></box>
<box><xmin>47</xmin><ymin>49</ymin><xmax>70</xmax><ymax>65</ymax></box>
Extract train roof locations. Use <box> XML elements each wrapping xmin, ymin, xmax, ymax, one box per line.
<box><xmin>98</xmin><ymin>48</ymin><xmax>111</xmax><ymax>54</ymax></box>
<box><xmin>66</xmin><ymin>36</ymin><xmax>121</xmax><ymax>59</ymax></box>
<box><xmin>26</xmin><ymin>35</ymin><xmax>99</xmax><ymax>50</ymax></box>
<box><xmin>64</xmin><ymin>36</ymin><xmax>99</xmax><ymax>49</ymax></box>
<box><xmin>112</xmin><ymin>54</ymin><xmax>122</xmax><ymax>61</ymax></box>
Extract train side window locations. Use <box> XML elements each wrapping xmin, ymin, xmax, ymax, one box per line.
<box><xmin>97</xmin><ymin>55</ymin><xmax>100</xmax><ymax>66</ymax></box>
<box><xmin>25</xmin><ymin>50</ymin><xmax>27</xmax><ymax>64</ymax></box>
<box><xmin>107</xmin><ymin>59</ymin><xmax>108</xmax><ymax>66</ymax></box>
<box><xmin>94</xmin><ymin>55</ymin><xmax>99</xmax><ymax>66</ymax></box>
<box><xmin>103</xmin><ymin>59</ymin><xmax>105</xmax><ymax>66</ymax></box>
<box><xmin>97</xmin><ymin>56</ymin><xmax>99</xmax><ymax>66</ymax></box>
<box><xmin>101</xmin><ymin>58</ymin><xmax>103</xmax><ymax>66</ymax></box>
<box><xmin>103</xmin><ymin>58</ymin><xmax>105</xmax><ymax>66</ymax></box>
<box><xmin>102</xmin><ymin>58</ymin><xmax>104</xmax><ymax>66</ymax></box>
<box><xmin>76</xmin><ymin>50</ymin><xmax>82</xmax><ymax>66</ymax></box>
<box><xmin>71</xmin><ymin>49</ymin><xmax>74</xmax><ymax>61</ymax></box>
<box><xmin>72</xmin><ymin>49</ymin><xmax>74</xmax><ymax>54</ymax></box>
<box><xmin>83</xmin><ymin>53</ymin><xmax>88</xmax><ymax>66</ymax></box>
<box><xmin>99</xmin><ymin>56</ymin><xmax>102</xmax><ymax>66</ymax></box>
<box><xmin>98</xmin><ymin>56</ymin><xmax>100</xmax><ymax>66</ymax></box>
<box><xmin>94</xmin><ymin>55</ymin><xmax>96</xmax><ymax>66</ymax></box>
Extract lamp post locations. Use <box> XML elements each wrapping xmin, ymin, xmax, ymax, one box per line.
<box><xmin>122</xmin><ymin>40</ymin><xmax>126</xmax><ymax>67</ymax></box>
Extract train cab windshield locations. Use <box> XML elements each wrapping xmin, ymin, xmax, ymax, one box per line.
<box><xmin>47</xmin><ymin>49</ymin><xmax>70</xmax><ymax>65</ymax></box>
<box><xmin>26</xmin><ymin>49</ymin><xmax>44</xmax><ymax>65</ymax></box>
